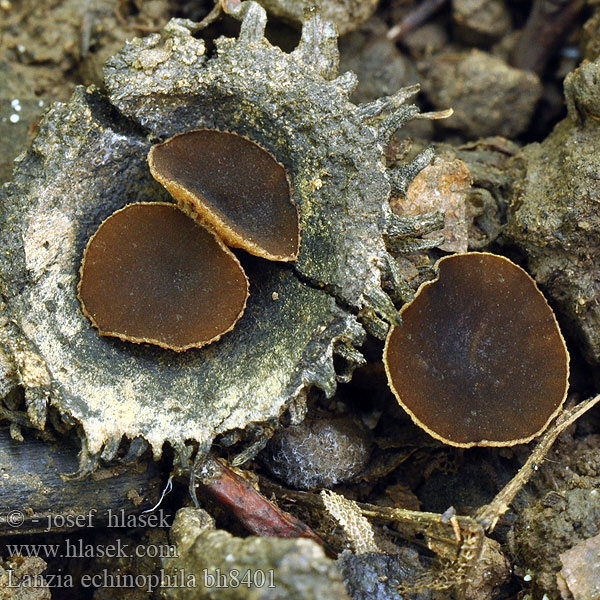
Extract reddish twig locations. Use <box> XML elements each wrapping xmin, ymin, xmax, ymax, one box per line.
<box><xmin>192</xmin><ymin>455</ymin><xmax>336</xmax><ymax>558</ymax></box>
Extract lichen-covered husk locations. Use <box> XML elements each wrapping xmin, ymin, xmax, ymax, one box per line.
<box><xmin>104</xmin><ymin>5</ymin><xmax>418</xmax><ymax>312</ymax></box>
<box><xmin>0</xmin><ymin>86</ymin><xmax>364</xmax><ymax>459</ymax></box>
<box><xmin>0</xmin><ymin>2</ymin><xmax>427</xmax><ymax>461</ymax></box>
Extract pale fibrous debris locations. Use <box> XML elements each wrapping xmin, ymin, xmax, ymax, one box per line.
<box><xmin>357</xmin><ymin>501</ymin><xmax>486</xmax><ymax>593</ymax></box>
<box><xmin>0</xmin><ymin>1</ymin><xmax>436</xmax><ymax>465</ymax></box>
<box><xmin>261</xmin><ymin>418</ymin><xmax>372</xmax><ymax>489</ymax></box>
<box><xmin>321</xmin><ymin>490</ymin><xmax>379</xmax><ymax>555</ymax></box>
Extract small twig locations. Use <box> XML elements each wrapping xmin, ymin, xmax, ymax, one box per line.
<box><xmin>0</xmin><ymin>405</ymin><xmax>33</xmax><ymax>428</ymax></box>
<box><xmin>197</xmin><ymin>0</ymin><xmax>224</xmax><ymax>29</ymax></box>
<box><xmin>80</xmin><ymin>0</ymin><xmax>94</xmax><ymax>59</ymax></box>
<box><xmin>114</xmin><ymin>0</ymin><xmax>164</xmax><ymax>33</ymax></box>
<box><xmin>510</xmin><ymin>0</ymin><xmax>585</xmax><ymax>74</ymax></box>
<box><xmin>476</xmin><ymin>394</ymin><xmax>600</xmax><ymax>532</ymax></box>
<box><xmin>114</xmin><ymin>0</ymin><xmax>128</xmax><ymax>27</ymax></box>
<box><xmin>192</xmin><ymin>454</ymin><xmax>336</xmax><ymax>557</ymax></box>
<box><xmin>387</xmin><ymin>0</ymin><xmax>449</xmax><ymax>42</ymax></box>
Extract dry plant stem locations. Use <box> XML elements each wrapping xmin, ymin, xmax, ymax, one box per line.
<box><xmin>263</xmin><ymin>478</ymin><xmax>485</xmax><ymax>590</ymax></box>
<box><xmin>387</xmin><ymin>0</ymin><xmax>449</xmax><ymax>42</ymax></box>
<box><xmin>261</xmin><ymin>477</ymin><xmax>483</xmax><ymax>569</ymax></box>
<box><xmin>262</xmin><ymin>477</ymin><xmax>482</xmax><ymax>555</ymax></box>
<box><xmin>258</xmin><ymin>476</ymin><xmax>321</xmax><ymax>504</ymax></box>
<box><xmin>193</xmin><ymin>455</ymin><xmax>335</xmax><ymax>557</ymax></box>
<box><xmin>358</xmin><ymin>503</ymin><xmax>482</xmax><ymax>554</ymax></box>
<box><xmin>359</xmin><ymin>502</ymin><xmax>485</xmax><ymax>592</ymax></box>
<box><xmin>476</xmin><ymin>394</ymin><xmax>600</xmax><ymax>532</ymax></box>
<box><xmin>511</xmin><ymin>0</ymin><xmax>585</xmax><ymax>74</ymax></box>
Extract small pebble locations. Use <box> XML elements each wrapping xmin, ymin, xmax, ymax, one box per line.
<box><xmin>260</xmin><ymin>417</ymin><xmax>372</xmax><ymax>489</ymax></box>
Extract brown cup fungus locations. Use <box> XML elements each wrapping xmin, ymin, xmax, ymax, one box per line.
<box><xmin>384</xmin><ymin>252</ymin><xmax>569</xmax><ymax>447</ymax></box>
<box><xmin>78</xmin><ymin>202</ymin><xmax>249</xmax><ymax>352</ymax></box>
<box><xmin>148</xmin><ymin>129</ymin><xmax>299</xmax><ymax>262</ymax></box>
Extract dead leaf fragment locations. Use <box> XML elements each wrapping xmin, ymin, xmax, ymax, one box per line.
<box><xmin>393</xmin><ymin>156</ymin><xmax>473</xmax><ymax>253</ymax></box>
